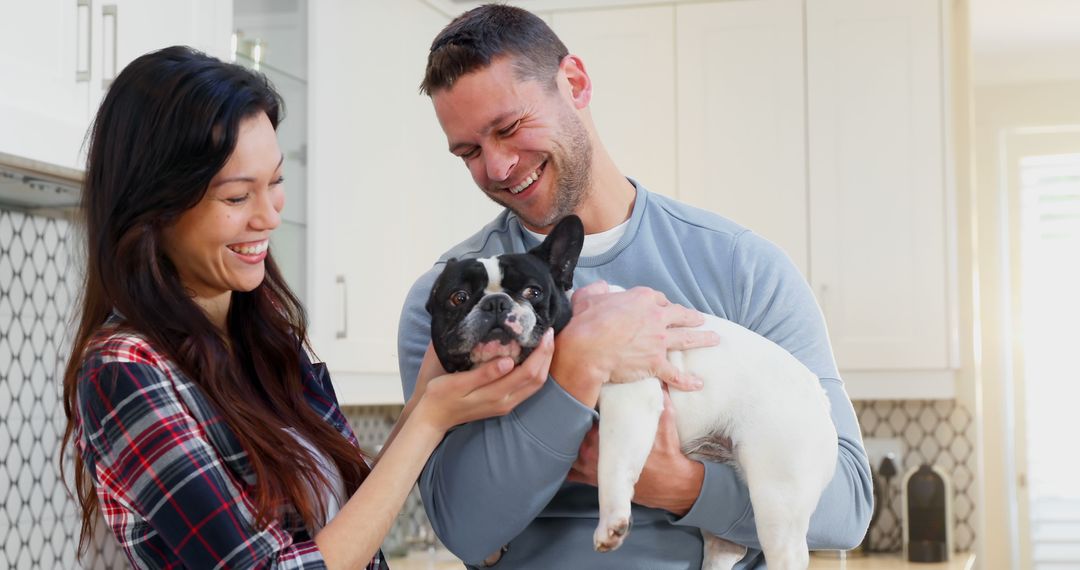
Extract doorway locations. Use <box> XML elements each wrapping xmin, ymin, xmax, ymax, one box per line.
<box><xmin>1008</xmin><ymin>129</ymin><xmax>1080</xmax><ymax>569</ymax></box>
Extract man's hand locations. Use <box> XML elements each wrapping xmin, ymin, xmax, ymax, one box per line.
<box><xmin>550</xmin><ymin>281</ymin><xmax>718</xmax><ymax>407</ymax></box>
<box><xmin>567</xmin><ymin>388</ymin><xmax>704</xmax><ymax>517</ymax></box>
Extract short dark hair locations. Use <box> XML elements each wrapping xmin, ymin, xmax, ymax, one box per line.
<box><xmin>421</xmin><ymin>4</ymin><xmax>569</xmax><ymax>95</ymax></box>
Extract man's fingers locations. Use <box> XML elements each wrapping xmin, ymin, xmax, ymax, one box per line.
<box><xmin>664</xmin><ymin>305</ymin><xmax>707</xmax><ymax>328</ymax></box>
<box><xmin>666</xmin><ymin>330</ymin><xmax>721</xmax><ymax>351</ymax></box>
<box><xmin>572</xmin><ymin>280</ymin><xmax>609</xmax><ymax>304</ymax></box>
<box><xmin>654</xmin><ymin>361</ymin><xmax>704</xmax><ymax>391</ymax></box>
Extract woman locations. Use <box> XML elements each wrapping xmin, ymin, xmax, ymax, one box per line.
<box><xmin>60</xmin><ymin>46</ymin><xmax>554</xmax><ymax>569</ymax></box>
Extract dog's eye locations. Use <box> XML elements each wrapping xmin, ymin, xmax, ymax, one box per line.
<box><xmin>522</xmin><ymin>286</ymin><xmax>543</xmax><ymax>301</ymax></box>
<box><xmin>449</xmin><ymin>290</ymin><xmax>469</xmax><ymax>307</ymax></box>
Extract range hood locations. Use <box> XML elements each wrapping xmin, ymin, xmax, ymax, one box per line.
<box><xmin>0</xmin><ymin>151</ymin><xmax>82</xmax><ymax>215</ymax></box>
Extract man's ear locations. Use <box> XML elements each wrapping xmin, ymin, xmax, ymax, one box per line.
<box><xmin>529</xmin><ymin>215</ymin><xmax>584</xmax><ymax>290</ymax></box>
<box><xmin>560</xmin><ymin>55</ymin><xmax>592</xmax><ymax>110</ymax></box>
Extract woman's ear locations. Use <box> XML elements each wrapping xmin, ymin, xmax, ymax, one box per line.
<box><xmin>559</xmin><ymin>55</ymin><xmax>592</xmax><ymax>109</ymax></box>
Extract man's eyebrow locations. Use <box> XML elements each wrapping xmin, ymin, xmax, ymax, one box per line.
<box><xmin>211</xmin><ymin>154</ymin><xmax>285</xmax><ymax>187</ymax></box>
<box><xmin>448</xmin><ymin>111</ymin><xmax>521</xmax><ymax>154</ymax></box>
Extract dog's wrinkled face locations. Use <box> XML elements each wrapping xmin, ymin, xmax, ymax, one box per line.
<box><xmin>427</xmin><ymin>215</ymin><xmax>585</xmax><ymax>373</ymax></box>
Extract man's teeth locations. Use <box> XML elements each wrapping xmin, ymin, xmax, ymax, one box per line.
<box><xmin>229</xmin><ymin>241</ymin><xmax>268</xmax><ymax>255</ymax></box>
<box><xmin>509</xmin><ymin>167</ymin><xmax>542</xmax><ymax>194</ymax></box>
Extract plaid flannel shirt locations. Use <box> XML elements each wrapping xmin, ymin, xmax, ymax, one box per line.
<box><xmin>74</xmin><ymin>320</ymin><xmax>387</xmax><ymax>569</ymax></box>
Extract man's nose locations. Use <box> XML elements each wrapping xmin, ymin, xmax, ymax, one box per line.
<box><xmin>484</xmin><ymin>145</ymin><xmax>517</xmax><ymax>182</ymax></box>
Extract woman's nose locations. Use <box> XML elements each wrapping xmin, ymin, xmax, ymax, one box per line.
<box><xmin>251</xmin><ymin>188</ymin><xmax>283</xmax><ymax>230</ymax></box>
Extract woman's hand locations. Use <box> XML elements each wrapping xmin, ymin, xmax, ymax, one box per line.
<box><xmin>411</xmin><ymin>329</ymin><xmax>555</xmax><ymax>432</ymax></box>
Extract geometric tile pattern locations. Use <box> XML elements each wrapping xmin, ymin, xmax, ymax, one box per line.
<box><xmin>0</xmin><ymin>208</ymin><xmax>125</xmax><ymax>569</ymax></box>
<box><xmin>854</xmin><ymin>400</ymin><xmax>977</xmax><ymax>554</ymax></box>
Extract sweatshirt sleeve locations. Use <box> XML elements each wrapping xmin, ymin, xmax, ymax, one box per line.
<box><xmin>397</xmin><ymin>267</ymin><xmax>599</xmax><ymax>565</ymax></box>
<box><xmin>671</xmin><ymin>230</ymin><xmax>874</xmax><ymax>550</ymax></box>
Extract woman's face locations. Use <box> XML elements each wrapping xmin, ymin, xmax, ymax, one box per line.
<box><xmin>162</xmin><ymin>112</ymin><xmax>285</xmax><ymax>305</ymax></box>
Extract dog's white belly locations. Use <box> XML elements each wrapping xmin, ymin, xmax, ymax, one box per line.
<box><xmin>593</xmin><ymin>314</ymin><xmax>838</xmax><ymax>570</ymax></box>
<box><xmin>667</xmin><ymin>315</ymin><xmax>835</xmax><ymax>461</ymax></box>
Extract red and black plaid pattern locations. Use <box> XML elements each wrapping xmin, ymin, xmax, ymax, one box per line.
<box><xmin>74</xmin><ymin>319</ymin><xmax>387</xmax><ymax>569</ymax></box>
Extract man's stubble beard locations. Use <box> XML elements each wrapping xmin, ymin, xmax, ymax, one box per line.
<box><xmin>485</xmin><ymin>107</ymin><xmax>593</xmax><ymax>231</ymax></box>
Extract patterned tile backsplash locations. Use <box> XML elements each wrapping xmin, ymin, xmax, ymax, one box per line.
<box><xmin>1</xmin><ymin>206</ymin><xmax>976</xmax><ymax>567</ymax></box>
<box><xmin>853</xmin><ymin>400</ymin><xmax>977</xmax><ymax>553</ymax></box>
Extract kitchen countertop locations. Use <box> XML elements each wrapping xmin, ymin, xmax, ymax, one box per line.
<box><xmin>386</xmin><ymin>550</ymin><xmax>976</xmax><ymax>569</ymax></box>
<box><xmin>809</xmin><ymin>552</ymin><xmax>976</xmax><ymax>569</ymax></box>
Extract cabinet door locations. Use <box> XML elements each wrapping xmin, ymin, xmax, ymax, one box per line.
<box><xmin>807</xmin><ymin>0</ymin><xmax>951</xmax><ymax>370</ymax></box>
<box><xmin>550</xmin><ymin>6</ymin><xmax>676</xmax><ymax>198</ymax></box>
<box><xmin>676</xmin><ymin>0</ymin><xmax>808</xmax><ymax>274</ymax></box>
<box><xmin>89</xmin><ymin>0</ymin><xmax>233</xmax><ymax>110</ymax></box>
<box><xmin>0</xmin><ymin>0</ymin><xmax>92</xmax><ymax>169</ymax></box>
<box><xmin>308</xmin><ymin>0</ymin><xmax>498</xmax><ymax>380</ymax></box>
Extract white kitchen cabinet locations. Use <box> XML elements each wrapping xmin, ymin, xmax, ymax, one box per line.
<box><xmin>0</xmin><ymin>0</ymin><xmax>232</xmax><ymax>171</ymax></box>
<box><xmin>675</xmin><ymin>0</ymin><xmax>808</xmax><ymax>274</ymax></box>
<box><xmin>550</xmin><ymin>5</ymin><xmax>677</xmax><ymax>199</ymax></box>
<box><xmin>0</xmin><ymin>0</ymin><xmax>93</xmax><ymax>170</ymax></box>
<box><xmin>307</xmin><ymin>0</ymin><xmax>500</xmax><ymax>400</ymax></box>
<box><xmin>806</xmin><ymin>0</ymin><xmax>956</xmax><ymax>386</ymax></box>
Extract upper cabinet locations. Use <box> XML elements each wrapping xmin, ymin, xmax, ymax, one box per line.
<box><xmin>675</xmin><ymin>0</ymin><xmax>808</xmax><ymax>275</ymax></box>
<box><xmin>306</xmin><ymin>0</ymin><xmax>500</xmax><ymax>401</ymax></box>
<box><xmin>806</xmin><ymin>0</ymin><xmax>955</xmax><ymax>377</ymax></box>
<box><xmin>0</xmin><ymin>0</ymin><xmax>233</xmax><ymax>171</ymax></box>
<box><xmin>549</xmin><ymin>6</ymin><xmax>677</xmax><ymax>200</ymax></box>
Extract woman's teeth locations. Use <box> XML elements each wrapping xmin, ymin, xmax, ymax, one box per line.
<box><xmin>228</xmin><ymin>241</ymin><xmax>268</xmax><ymax>255</ymax></box>
<box><xmin>509</xmin><ymin>166</ymin><xmax>543</xmax><ymax>195</ymax></box>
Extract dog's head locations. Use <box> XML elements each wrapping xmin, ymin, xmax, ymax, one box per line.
<box><xmin>427</xmin><ymin>215</ymin><xmax>585</xmax><ymax>373</ymax></box>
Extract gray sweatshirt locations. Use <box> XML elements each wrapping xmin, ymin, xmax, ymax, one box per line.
<box><xmin>397</xmin><ymin>182</ymin><xmax>873</xmax><ymax>569</ymax></box>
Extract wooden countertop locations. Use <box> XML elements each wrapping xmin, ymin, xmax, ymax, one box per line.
<box><xmin>810</xmin><ymin>552</ymin><xmax>976</xmax><ymax>569</ymax></box>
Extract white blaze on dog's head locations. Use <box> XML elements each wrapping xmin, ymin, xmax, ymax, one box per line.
<box><xmin>479</xmin><ymin>257</ymin><xmax>503</xmax><ymax>293</ymax></box>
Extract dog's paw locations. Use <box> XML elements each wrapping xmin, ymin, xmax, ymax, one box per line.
<box><xmin>593</xmin><ymin>517</ymin><xmax>630</xmax><ymax>552</ymax></box>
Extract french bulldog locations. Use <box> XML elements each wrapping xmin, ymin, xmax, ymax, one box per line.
<box><xmin>426</xmin><ymin>215</ymin><xmax>838</xmax><ymax>570</ymax></box>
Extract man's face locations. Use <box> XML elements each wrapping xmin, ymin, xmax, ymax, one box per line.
<box><xmin>432</xmin><ymin>57</ymin><xmax>592</xmax><ymax>232</ymax></box>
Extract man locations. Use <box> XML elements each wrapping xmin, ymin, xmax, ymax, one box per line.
<box><xmin>397</xmin><ymin>5</ymin><xmax>873</xmax><ymax>569</ymax></box>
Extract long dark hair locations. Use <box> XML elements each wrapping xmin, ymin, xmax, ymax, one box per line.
<box><xmin>61</xmin><ymin>46</ymin><xmax>371</xmax><ymax>553</ymax></box>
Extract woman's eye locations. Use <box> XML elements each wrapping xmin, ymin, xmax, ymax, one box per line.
<box><xmin>522</xmin><ymin>286</ymin><xmax>542</xmax><ymax>301</ymax></box>
<box><xmin>449</xmin><ymin>290</ymin><xmax>469</xmax><ymax>307</ymax></box>
<box><xmin>271</xmin><ymin>176</ymin><xmax>285</xmax><ymax>185</ymax></box>
<box><xmin>225</xmin><ymin>194</ymin><xmax>249</xmax><ymax>205</ymax></box>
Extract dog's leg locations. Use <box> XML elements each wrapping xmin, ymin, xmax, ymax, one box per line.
<box><xmin>593</xmin><ymin>378</ymin><xmax>663</xmax><ymax>553</ymax></box>
<box><xmin>739</xmin><ymin>446</ymin><xmax>819</xmax><ymax>570</ymax></box>
<box><xmin>701</xmin><ymin>531</ymin><xmax>747</xmax><ymax>570</ymax></box>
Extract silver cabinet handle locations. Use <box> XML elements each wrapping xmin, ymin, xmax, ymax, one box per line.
<box><xmin>76</xmin><ymin>0</ymin><xmax>91</xmax><ymax>81</ymax></box>
<box><xmin>102</xmin><ymin>5</ymin><xmax>118</xmax><ymax>89</ymax></box>
<box><xmin>335</xmin><ymin>275</ymin><xmax>347</xmax><ymax>339</ymax></box>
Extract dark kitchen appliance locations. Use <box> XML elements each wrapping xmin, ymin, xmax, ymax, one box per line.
<box><xmin>901</xmin><ymin>463</ymin><xmax>953</xmax><ymax>562</ymax></box>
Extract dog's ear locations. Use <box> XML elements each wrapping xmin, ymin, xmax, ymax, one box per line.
<box><xmin>529</xmin><ymin>215</ymin><xmax>584</xmax><ymax>291</ymax></box>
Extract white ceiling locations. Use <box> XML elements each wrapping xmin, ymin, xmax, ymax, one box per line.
<box><xmin>970</xmin><ymin>0</ymin><xmax>1080</xmax><ymax>84</ymax></box>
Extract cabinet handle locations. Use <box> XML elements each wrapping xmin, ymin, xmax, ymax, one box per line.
<box><xmin>76</xmin><ymin>0</ymin><xmax>91</xmax><ymax>81</ymax></box>
<box><xmin>101</xmin><ymin>5</ymin><xmax>118</xmax><ymax>89</ymax></box>
<box><xmin>335</xmin><ymin>275</ymin><xmax>347</xmax><ymax>339</ymax></box>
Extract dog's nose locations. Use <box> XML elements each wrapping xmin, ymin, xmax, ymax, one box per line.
<box><xmin>480</xmin><ymin>294</ymin><xmax>512</xmax><ymax>315</ymax></box>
